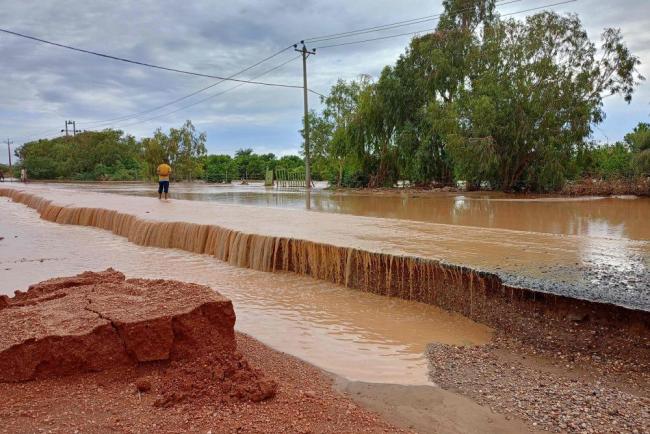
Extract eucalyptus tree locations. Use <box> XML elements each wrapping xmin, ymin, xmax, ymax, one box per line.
<box><xmin>304</xmin><ymin>0</ymin><xmax>643</xmax><ymax>191</ymax></box>
<box><xmin>447</xmin><ymin>11</ymin><xmax>643</xmax><ymax>190</ymax></box>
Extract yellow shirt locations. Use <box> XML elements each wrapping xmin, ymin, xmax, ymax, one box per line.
<box><xmin>157</xmin><ymin>163</ymin><xmax>171</xmax><ymax>181</ymax></box>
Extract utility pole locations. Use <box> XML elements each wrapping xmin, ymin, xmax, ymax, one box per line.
<box><xmin>63</xmin><ymin>120</ymin><xmax>77</xmax><ymax>137</ymax></box>
<box><xmin>6</xmin><ymin>138</ymin><xmax>12</xmax><ymax>172</ymax></box>
<box><xmin>295</xmin><ymin>41</ymin><xmax>316</xmax><ymax>190</ymax></box>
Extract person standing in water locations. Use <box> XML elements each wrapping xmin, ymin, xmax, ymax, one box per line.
<box><xmin>156</xmin><ymin>159</ymin><xmax>172</xmax><ymax>200</ymax></box>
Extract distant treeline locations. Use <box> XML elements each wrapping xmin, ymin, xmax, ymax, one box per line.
<box><xmin>12</xmin><ymin>120</ymin><xmax>304</xmax><ymax>182</ymax></box>
<box><xmin>304</xmin><ymin>0</ymin><xmax>648</xmax><ymax>191</ymax></box>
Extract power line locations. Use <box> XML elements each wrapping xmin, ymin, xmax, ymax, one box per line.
<box><xmin>12</xmin><ymin>125</ymin><xmax>62</xmax><ymax>142</ymax></box>
<box><xmin>0</xmin><ymin>27</ymin><xmax>303</xmax><ymax>90</ymax></box>
<box><xmin>315</xmin><ymin>0</ymin><xmax>578</xmax><ymax>49</ymax></box>
<box><xmin>7</xmin><ymin>0</ymin><xmax>573</xmax><ymax>142</ymax></box>
<box><xmin>11</xmin><ymin>53</ymin><xmax>322</xmax><ymax>141</ymax></box>
<box><xmin>110</xmin><ymin>55</ymin><xmax>304</xmax><ymax>129</ymax></box>
<box><xmin>305</xmin><ymin>0</ymin><xmax>522</xmax><ymax>43</ymax></box>
<box><xmin>84</xmin><ymin>45</ymin><xmax>296</xmax><ymax>126</ymax></box>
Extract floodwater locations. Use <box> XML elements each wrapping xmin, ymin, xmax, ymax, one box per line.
<box><xmin>6</xmin><ymin>184</ymin><xmax>648</xmax><ymax>310</ymax></box>
<box><xmin>44</xmin><ymin>181</ymin><xmax>650</xmax><ymax>241</ymax></box>
<box><xmin>0</xmin><ymin>198</ymin><xmax>492</xmax><ymax>385</ymax></box>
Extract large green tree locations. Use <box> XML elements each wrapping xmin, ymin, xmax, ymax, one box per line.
<box><xmin>447</xmin><ymin>10</ymin><xmax>642</xmax><ymax>191</ymax></box>
<box><xmin>310</xmin><ymin>0</ymin><xmax>642</xmax><ymax>191</ymax></box>
<box><xmin>141</xmin><ymin>120</ymin><xmax>207</xmax><ymax>181</ymax></box>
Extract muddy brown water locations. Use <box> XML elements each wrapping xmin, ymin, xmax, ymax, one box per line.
<box><xmin>0</xmin><ymin>198</ymin><xmax>492</xmax><ymax>385</ymax></box>
<box><xmin>3</xmin><ymin>185</ymin><xmax>648</xmax><ymax>311</ymax></box>
<box><xmin>44</xmin><ymin>181</ymin><xmax>650</xmax><ymax>241</ymax></box>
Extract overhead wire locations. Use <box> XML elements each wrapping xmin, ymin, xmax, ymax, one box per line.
<box><xmin>314</xmin><ymin>0</ymin><xmax>578</xmax><ymax>49</ymax></box>
<box><xmin>84</xmin><ymin>45</ymin><xmax>296</xmax><ymax>126</ymax></box>
<box><xmin>6</xmin><ymin>0</ymin><xmax>576</xmax><ymax>140</ymax></box>
<box><xmin>109</xmin><ymin>54</ymin><xmax>304</xmax><ymax>129</ymax></box>
<box><xmin>305</xmin><ymin>0</ymin><xmax>522</xmax><ymax>43</ymax></box>
<box><xmin>0</xmin><ymin>27</ymin><xmax>303</xmax><ymax>89</ymax></box>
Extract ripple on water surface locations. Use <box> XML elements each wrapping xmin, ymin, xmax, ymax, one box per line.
<box><xmin>0</xmin><ymin>199</ymin><xmax>492</xmax><ymax>385</ymax></box>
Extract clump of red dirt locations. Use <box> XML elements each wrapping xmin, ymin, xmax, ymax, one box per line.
<box><xmin>152</xmin><ymin>350</ymin><xmax>277</xmax><ymax>407</ymax></box>
<box><xmin>0</xmin><ymin>269</ymin><xmax>277</xmax><ymax>406</ymax></box>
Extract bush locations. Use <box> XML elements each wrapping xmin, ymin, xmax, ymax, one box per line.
<box><xmin>330</xmin><ymin>170</ymin><xmax>370</xmax><ymax>188</ymax></box>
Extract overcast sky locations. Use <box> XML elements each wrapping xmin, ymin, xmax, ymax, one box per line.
<box><xmin>1</xmin><ymin>0</ymin><xmax>649</xmax><ymax>163</ymax></box>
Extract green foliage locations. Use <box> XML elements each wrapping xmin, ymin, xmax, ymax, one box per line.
<box><xmin>592</xmin><ymin>143</ymin><xmax>634</xmax><ymax>179</ymax></box>
<box><xmin>16</xmin><ymin>121</ymin><xmax>209</xmax><ymax>182</ymax></box>
<box><xmin>306</xmin><ymin>0</ymin><xmax>643</xmax><ymax>191</ymax></box>
<box><xmin>17</xmin><ymin>130</ymin><xmax>142</xmax><ymax>181</ymax></box>
<box><xmin>15</xmin><ymin>121</ymin><xmax>304</xmax><ymax>184</ymax></box>
<box><xmin>202</xmin><ymin>150</ymin><xmax>304</xmax><ymax>183</ymax></box>
<box><xmin>569</xmin><ymin>123</ymin><xmax>650</xmax><ymax>180</ymax></box>
<box><xmin>449</xmin><ymin>10</ymin><xmax>642</xmax><ymax>191</ymax></box>
<box><xmin>231</xmin><ymin>148</ymin><xmax>275</xmax><ymax>179</ymax></box>
<box><xmin>203</xmin><ymin>154</ymin><xmax>233</xmax><ymax>183</ymax></box>
<box><xmin>625</xmin><ymin>123</ymin><xmax>650</xmax><ymax>176</ymax></box>
<box><xmin>141</xmin><ymin>120</ymin><xmax>207</xmax><ymax>181</ymax></box>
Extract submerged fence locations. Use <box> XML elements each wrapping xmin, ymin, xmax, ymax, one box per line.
<box><xmin>275</xmin><ymin>167</ymin><xmax>306</xmax><ymax>188</ymax></box>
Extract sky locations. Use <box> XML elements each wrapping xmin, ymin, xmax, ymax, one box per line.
<box><xmin>0</xmin><ymin>0</ymin><xmax>649</xmax><ymax>164</ymax></box>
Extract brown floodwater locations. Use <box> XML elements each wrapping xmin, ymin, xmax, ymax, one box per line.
<box><xmin>44</xmin><ymin>181</ymin><xmax>650</xmax><ymax>241</ymax></box>
<box><xmin>4</xmin><ymin>185</ymin><xmax>648</xmax><ymax>310</ymax></box>
<box><xmin>0</xmin><ymin>197</ymin><xmax>492</xmax><ymax>385</ymax></box>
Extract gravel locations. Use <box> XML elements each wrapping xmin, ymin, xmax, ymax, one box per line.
<box><xmin>427</xmin><ymin>335</ymin><xmax>649</xmax><ymax>433</ymax></box>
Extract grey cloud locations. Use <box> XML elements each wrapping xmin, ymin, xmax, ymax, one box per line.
<box><xmin>0</xmin><ymin>0</ymin><xmax>648</xmax><ymax>164</ymax></box>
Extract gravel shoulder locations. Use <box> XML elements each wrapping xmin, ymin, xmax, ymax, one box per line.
<box><xmin>427</xmin><ymin>333</ymin><xmax>649</xmax><ymax>433</ymax></box>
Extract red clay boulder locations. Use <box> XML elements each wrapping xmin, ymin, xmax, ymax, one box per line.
<box><xmin>0</xmin><ymin>269</ymin><xmax>236</xmax><ymax>382</ymax></box>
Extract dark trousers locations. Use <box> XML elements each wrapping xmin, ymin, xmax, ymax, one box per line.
<box><xmin>158</xmin><ymin>180</ymin><xmax>169</xmax><ymax>194</ymax></box>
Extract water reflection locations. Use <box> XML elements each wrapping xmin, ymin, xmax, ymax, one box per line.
<box><xmin>45</xmin><ymin>182</ymin><xmax>650</xmax><ymax>241</ymax></box>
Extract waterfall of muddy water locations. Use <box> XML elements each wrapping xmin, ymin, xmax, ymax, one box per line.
<box><xmin>45</xmin><ymin>181</ymin><xmax>650</xmax><ymax>240</ymax></box>
<box><xmin>1</xmin><ymin>185</ymin><xmax>648</xmax><ymax>313</ymax></box>
<box><xmin>0</xmin><ymin>198</ymin><xmax>492</xmax><ymax>384</ymax></box>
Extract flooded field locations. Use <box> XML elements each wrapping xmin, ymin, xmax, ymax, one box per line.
<box><xmin>43</xmin><ymin>181</ymin><xmax>650</xmax><ymax>241</ymax></box>
<box><xmin>0</xmin><ymin>197</ymin><xmax>492</xmax><ymax>385</ymax></box>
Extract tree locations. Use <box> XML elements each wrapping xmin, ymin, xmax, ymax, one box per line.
<box><xmin>203</xmin><ymin>154</ymin><xmax>232</xmax><ymax>183</ymax></box>
<box><xmin>447</xmin><ymin>11</ymin><xmax>643</xmax><ymax>191</ymax></box>
<box><xmin>625</xmin><ymin>122</ymin><xmax>650</xmax><ymax>176</ymax></box>
<box><xmin>308</xmin><ymin>0</ymin><xmax>642</xmax><ymax>192</ymax></box>
<box><xmin>307</xmin><ymin>79</ymin><xmax>370</xmax><ymax>186</ymax></box>
<box><xmin>17</xmin><ymin>129</ymin><xmax>141</xmax><ymax>181</ymax></box>
<box><xmin>172</xmin><ymin>120</ymin><xmax>207</xmax><ymax>181</ymax></box>
<box><xmin>140</xmin><ymin>121</ymin><xmax>206</xmax><ymax>181</ymax></box>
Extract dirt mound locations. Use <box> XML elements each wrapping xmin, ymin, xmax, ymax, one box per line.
<box><xmin>0</xmin><ymin>269</ymin><xmax>277</xmax><ymax>405</ymax></box>
<box><xmin>151</xmin><ymin>350</ymin><xmax>277</xmax><ymax>407</ymax></box>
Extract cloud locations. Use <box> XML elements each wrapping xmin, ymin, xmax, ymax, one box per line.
<box><xmin>0</xmin><ymin>0</ymin><xmax>648</xmax><ymax>164</ymax></box>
